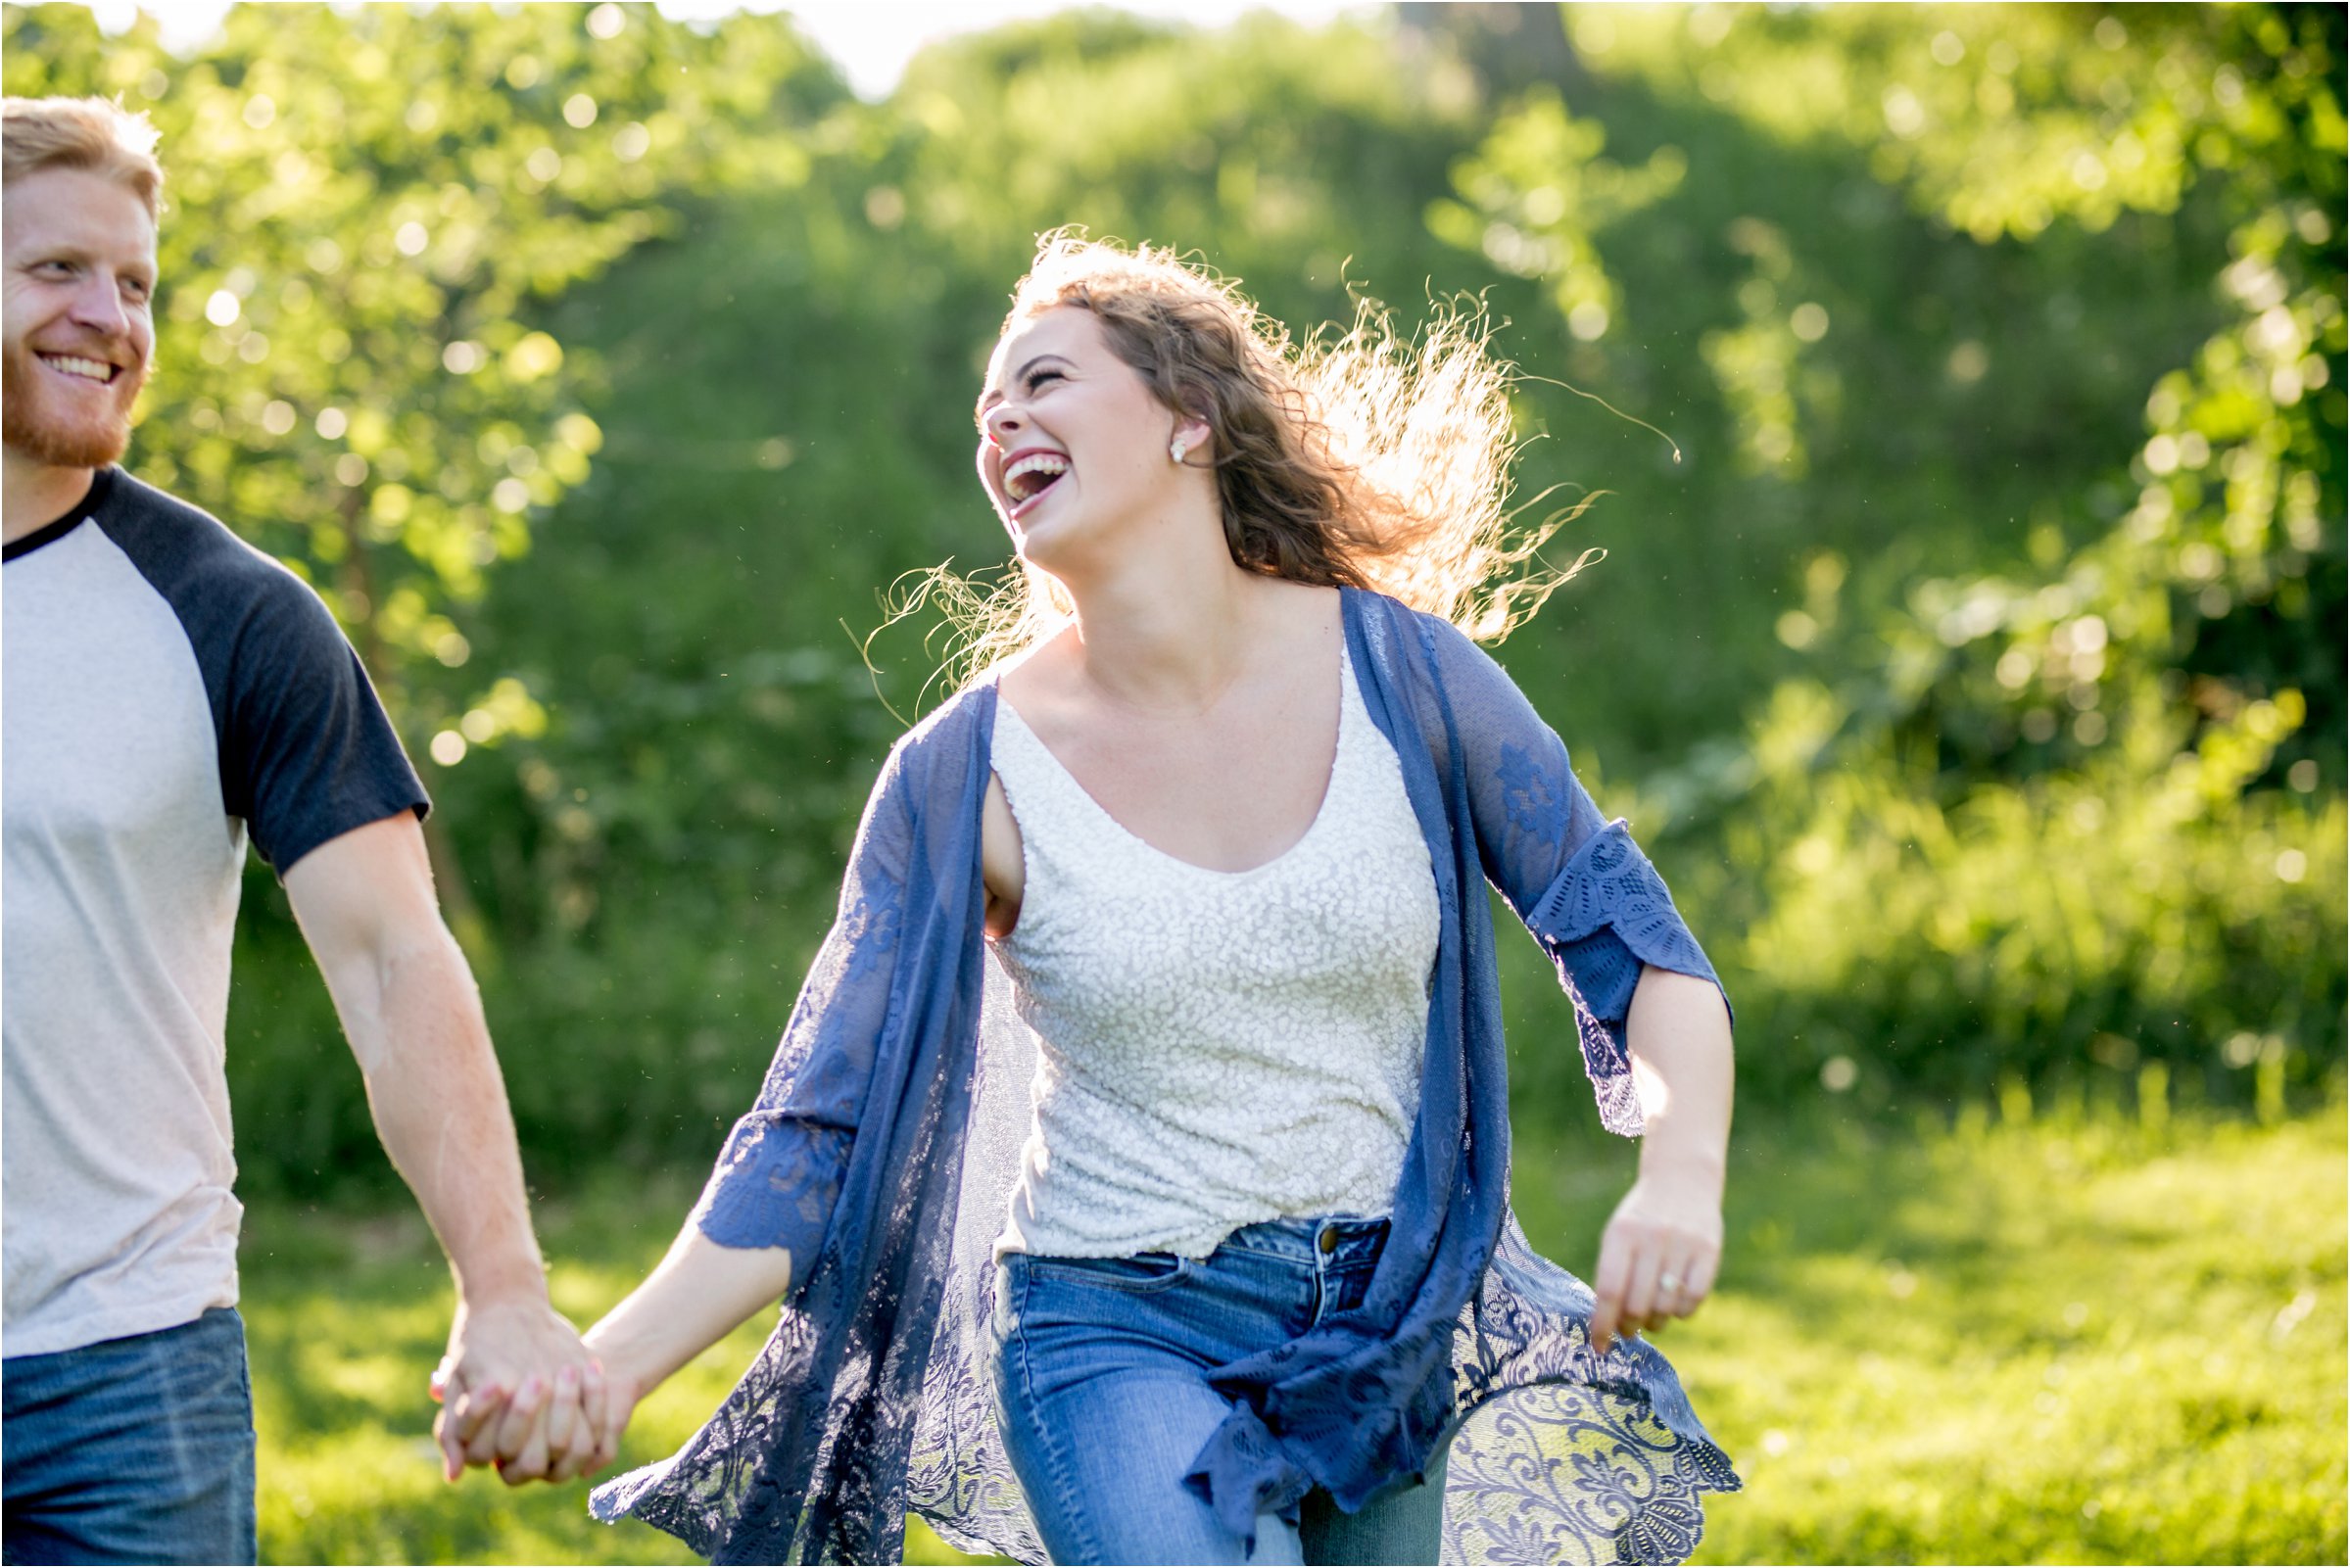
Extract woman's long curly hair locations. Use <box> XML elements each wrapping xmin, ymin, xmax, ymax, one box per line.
<box><xmin>921</xmin><ymin>232</ymin><xmax>1590</xmax><ymax>685</ymax></box>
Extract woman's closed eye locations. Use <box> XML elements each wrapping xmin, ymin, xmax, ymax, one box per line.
<box><xmin>1022</xmin><ymin>366</ymin><xmax>1066</xmax><ymax>394</ymax></box>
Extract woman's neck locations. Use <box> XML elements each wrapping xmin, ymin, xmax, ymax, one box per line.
<box><xmin>1046</xmin><ymin>504</ymin><xmax>1281</xmax><ymax>716</ymax></box>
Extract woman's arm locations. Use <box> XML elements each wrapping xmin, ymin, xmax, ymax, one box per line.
<box><xmin>1407</xmin><ymin>608</ymin><xmax>1736</xmax><ymax>1347</ymax></box>
<box><xmin>1415</xmin><ymin>611</ymin><xmax>1732</xmax><ymax>1132</ymax></box>
<box><xmin>1587</xmin><ymin>969</ymin><xmax>1734</xmax><ymax>1354</ymax></box>
<box><xmin>574</xmin><ymin>1231</ymin><xmax>799</xmax><ymax>1471</ymax></box>
<box><xmin>452</xmin><ymin>745</ymin><xmax>924</xmax><ymax>1481</ymax></box>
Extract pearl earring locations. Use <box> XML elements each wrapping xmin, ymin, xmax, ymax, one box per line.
<box><xmin>1170</xmin><ymin>437</ymin><xmax>1188</xmax><ymax>465</ymax></box>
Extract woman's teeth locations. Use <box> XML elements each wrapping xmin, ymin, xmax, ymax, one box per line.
<box><xmin>1004</xmin><ymin>452</ymin><xmax>1068</xmax><ymax>500</ymax></box>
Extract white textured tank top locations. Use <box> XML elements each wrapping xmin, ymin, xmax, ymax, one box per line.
<box><xmin>987</xmin><ymin>643</ymin><xmax>1442</xmax><ymax>1260</ymax></box>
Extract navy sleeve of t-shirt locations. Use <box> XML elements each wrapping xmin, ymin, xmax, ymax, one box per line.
<box><xmin>92</xmin><ymin>468</ymin><xmax>430</xmax><ymax>871</ymax></box>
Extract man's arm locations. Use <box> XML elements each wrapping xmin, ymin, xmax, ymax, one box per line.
<box><xmin>283</xmin><ymin>812</ymin><xmax>606</xmax><ymax>1482</ymax></box>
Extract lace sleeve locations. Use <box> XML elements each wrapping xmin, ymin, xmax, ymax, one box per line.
<box><xmin>1422</xmin><ymin>616</ymin><xmax>1727</xmax><ymax>1135</ymax></box>
<box><xmin>688</xmin><ymin>750</ymin><xmax>914</xmax><ymax>1291</ymax></box>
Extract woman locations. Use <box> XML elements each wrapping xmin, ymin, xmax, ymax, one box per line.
<box><xmin>466</xmin><ymin>236</ymin><xmax>1740</xmax><ymax>1565</ymax></box>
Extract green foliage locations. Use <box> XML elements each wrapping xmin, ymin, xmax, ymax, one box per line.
<box><xmin>1</xmin><ymin>0</ymin><xmax>839</xmax><ymax>721</ymax></box>
<box><xmin>1511</xmin><ymin>3</ymin><xmax>2347</xmax><ymax>1111</ymax></box>
<box><xmin>2</xmin><ymin>2</ymin><xmax>2338</xmax><ymax>1188</ymax></box>
<box><xmin>1429</xmin><ymin>85</ymin><xmax>1687</xmax><ymax>344</ymax></box>
<box><xmin>1726</xmin><ymin>685</ymin><xmax>2343</xmax><ymax>1104</ymax></box>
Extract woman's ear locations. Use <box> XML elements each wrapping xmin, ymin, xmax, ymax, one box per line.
<box><xmin>1172</xmin><ymin>410</ymin><xmax>1213</xmax><ymax>465</ymax></box>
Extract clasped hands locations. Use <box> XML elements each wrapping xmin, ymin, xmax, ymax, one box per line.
<box><xmin>429</xmin><ymin>1295</ymin><xmax>638</xmax><ymax>1485</ymax></box>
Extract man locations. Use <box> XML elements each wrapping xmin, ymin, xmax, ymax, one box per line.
<box><xmin>2</xmin><ymin>96</ymin><xmax>602</xmax><ymax>1564</ymax></box>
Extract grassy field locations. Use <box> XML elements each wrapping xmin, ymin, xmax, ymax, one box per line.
<box><xmin>242</xmin><ymin>1100</ymin><xmax>2346</xmax><ymax>1564</ymax></box>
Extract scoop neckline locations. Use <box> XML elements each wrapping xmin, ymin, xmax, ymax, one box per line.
<box><xmin>992</xmin><ymin>641</ymin><xmax>1354</xmax><ymax>881</ymax></box>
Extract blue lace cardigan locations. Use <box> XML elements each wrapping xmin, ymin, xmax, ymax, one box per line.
<box><xmin>591</xmin><ymin>588</ymin><xmax>1741</xmax><ymax>1564</ymax></box>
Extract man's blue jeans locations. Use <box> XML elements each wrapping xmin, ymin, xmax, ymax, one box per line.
<box><xmin>3</xmin><ymin>1308</ymin><xmax>257</xmax><ymax>1566</ymax></box>
<box><xmin>993</xmin><ymin>1216</ymin><xmax>1448</xmax><ymax>1565</ymax></box>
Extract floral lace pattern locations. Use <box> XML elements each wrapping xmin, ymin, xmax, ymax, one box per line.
<box><xmin>1521</xmin><ymin>824</ymin><xmax>1723</xmax><ymax>1138</ymax></box>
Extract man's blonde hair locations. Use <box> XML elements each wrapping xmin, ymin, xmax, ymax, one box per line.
<box><xmin>2</xmin><ymin>96</ymin><xmax>163</xmax><ymax>217</ymax></box>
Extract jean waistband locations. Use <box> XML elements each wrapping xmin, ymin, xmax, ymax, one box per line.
<box><xmin>1213</xmin><ymin>1213</ymin><xmax>1391</xmax><ymax>1268</ymax></box>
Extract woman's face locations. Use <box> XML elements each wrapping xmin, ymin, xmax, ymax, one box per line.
<box><xmin>976</xmin><ymin>306</ymin><xmax>1199</xmax><ymax>574</ymax></box>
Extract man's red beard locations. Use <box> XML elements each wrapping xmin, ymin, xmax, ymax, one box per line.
<box><xmin>1</xmin><ymin>340</ymin><xmax>147</xmax><ymax>469</ymax></box>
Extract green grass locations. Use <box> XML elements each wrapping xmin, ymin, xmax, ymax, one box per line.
<box><xmin>243</xmin><ymin>1102</ymin><xmax>2346</xmax><ymax>1564</ymax></box>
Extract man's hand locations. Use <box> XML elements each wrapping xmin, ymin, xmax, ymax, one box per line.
<box><xmin>431</xmin><ymin>1295</ymin><xmax>612</xmax><ymax>1484</ymax></box>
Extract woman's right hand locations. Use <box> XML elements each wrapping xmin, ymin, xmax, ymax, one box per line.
<box><xmin>573</xmin><ymin>1322</ymin><xmax>652</xmax><ymax>1477</ymax></box>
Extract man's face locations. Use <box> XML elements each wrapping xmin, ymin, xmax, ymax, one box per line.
<box><xmin>2</xmin><ymin>167</ymin><xmax>157</xmax><ymax>472</ymax></box>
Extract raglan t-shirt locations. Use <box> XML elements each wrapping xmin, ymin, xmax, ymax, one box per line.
<box><xmin>2</xmin><ymin>466</ymin><xmax>429</xmax><ymax>1357</ymax></box>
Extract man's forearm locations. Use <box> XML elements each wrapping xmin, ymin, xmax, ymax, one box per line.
<box><xmin>342</xmin><ymin>928</ymin><xmax>547</xmax><ymax>1305</ymax></box>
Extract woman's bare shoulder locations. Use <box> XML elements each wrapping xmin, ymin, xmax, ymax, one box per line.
<box><xmin>993</xmin><ymin>623</ymin><xmax>1082</xmax><ymax>729</ymax></box>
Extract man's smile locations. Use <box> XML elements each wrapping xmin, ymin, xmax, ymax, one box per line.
<box><xmin>36</xmin><ymin>352</ymin><xmax>122</xmax><ymax>384</ymax></box>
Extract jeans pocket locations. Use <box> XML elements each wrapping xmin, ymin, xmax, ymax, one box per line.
<box><xmin>1017</xmin><ymin>1251</ymin><xmax>1194</xmax><ymax>1295</ymax></box>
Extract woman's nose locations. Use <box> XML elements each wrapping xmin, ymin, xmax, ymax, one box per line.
<box><xmin>983</xmin><ymin>402</ymin><xmax>1023</xmax><ymax>446</ymax></box>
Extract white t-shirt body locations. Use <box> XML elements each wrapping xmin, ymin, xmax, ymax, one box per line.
<box><xmin>3</xmin><ymin>468</ymin><xmax>427</xmax><ymax>1356</ymax></box>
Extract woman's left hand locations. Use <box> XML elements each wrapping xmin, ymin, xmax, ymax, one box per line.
<box><xmin>1587</xmin><ymin>1166</ymin><xmax>1723</xmax><ymax>1355</ymax></box>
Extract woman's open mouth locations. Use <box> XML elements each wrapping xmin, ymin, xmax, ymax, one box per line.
<box><xmin>1002</xmin><ymin>451</ymin><xmax>1069</xmax><ymax>515</ymax></box>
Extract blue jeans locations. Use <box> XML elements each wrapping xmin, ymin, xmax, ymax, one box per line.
<box><xmin>2</xmin><ymin>1308</ymin><xmax>257</xmax><ymax>1566</ymax></box>
<box><xmin>993</xmin><ymin>1216</ymin><xmax>1448</xmax><ymax>1566</ymax></box>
